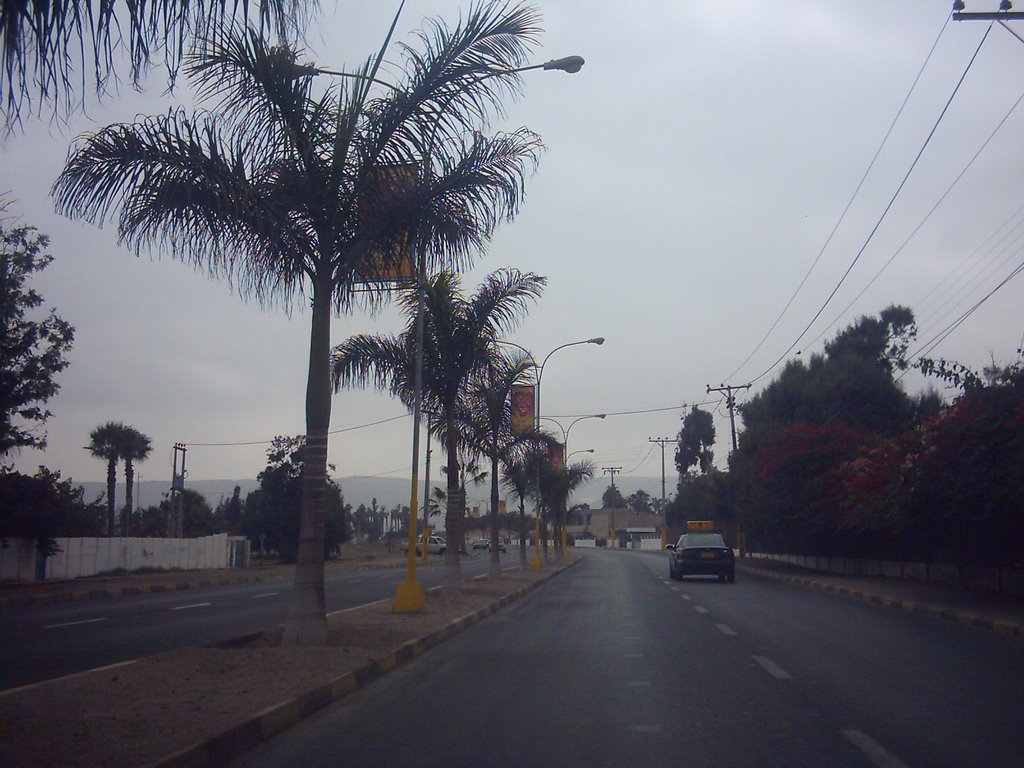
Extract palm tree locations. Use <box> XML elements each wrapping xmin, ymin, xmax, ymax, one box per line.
<box><xmin>502</xmin><ymin>453</ymin><xmax>535</xmax><ymax>569</ymax></box>
<box><xmin>333</xmin><ymin>268</ymin><xmax>545</xmax><ymax>590</ymax></box>
<box><xmin>1</xmin><ymin>0</ymin><xmax>306</xmax><ymax>129</ymax></box>
<box><xmin>86</xmin><ymin>422</ymin><xmax>124</xmax><ymax>537</ymax></box>
<box><xmin>116</xmin><ymin>427</ymin><xmax>152</xmax><ymax>536</ymax></box>
<box><xmin>541</xmin><ymin>458</ymin><xmax>594</xmax><ymax>559</ymax></box>
<box><xmin>461</xmin><ymin>351</ymin><xmax>543</xmax><ymax>577</ymax></box>
<box><xmin>52</xmin><ymin>5</ymin><xmax>544</xmax><ymax>644</ymax></box>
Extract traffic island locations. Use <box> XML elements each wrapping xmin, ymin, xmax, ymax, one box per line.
<box><xmin>0</xmin><ymin>560</ymin><xmax>577</xmax><ymax>768</ymax></box>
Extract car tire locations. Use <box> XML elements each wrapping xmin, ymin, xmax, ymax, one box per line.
<box><xmin>718</xmin><ymin>573</ymin><xmax>726</xmax><ymax>582</ymax></box>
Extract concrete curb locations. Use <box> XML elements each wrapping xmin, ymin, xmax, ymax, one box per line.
<box><xmin>740</xmin><ymin>563</ymin><xmax>1024</xmax><ymax>638</ymax></box>
<box><xmin>0</xmin><ymin>575</ymin><xmax>265</xmax><ymax>610</ymax></box>
<box><xmin>148</xmin><ymin>560</ymin><xmax>579</xmax><ymax>768</ymax></box>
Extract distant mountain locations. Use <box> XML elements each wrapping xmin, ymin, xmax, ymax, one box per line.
<box><xmin>79</xmin><ymin>474</ymin><xmax>670</xmax><ymax>512</ymax></box>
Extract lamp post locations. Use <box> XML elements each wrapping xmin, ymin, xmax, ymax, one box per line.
<box><xmin>542</xmin><ymin>413</ymin><xmax>606</xmax><ymax>460</ymax></box>
<box><xmin>501</xmin><ymin>337</ymin><xmax>605</xmax><ymax>568</ymax></box>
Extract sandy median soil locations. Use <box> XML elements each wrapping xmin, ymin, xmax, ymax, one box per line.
<box><xmin>0</xmin><ymin>557</ymin><xmax>569</xmax><ymax>768</ymax></box>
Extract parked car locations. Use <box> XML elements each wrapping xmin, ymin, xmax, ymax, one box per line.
<box><xmin>401</xmin><ymin>534</ymin><xmax>447</xmax><ymax>555</ymax></box>
<box><xmin>489</xmin><ymin>539</ymin><xmax>507</xmax><ymax>553</ymax></box>
<box><xmin>667</xmin><ymin>531</ymin><xmax>735</xmax><ymax>582</ymax></box>
<box><xmin>472</xmin><ymin>538</ymin><xmax>489</xmax><ymax>550</ymax></box>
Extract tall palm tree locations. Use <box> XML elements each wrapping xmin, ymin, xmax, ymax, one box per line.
<box><xmin>333</xmin><ymin>268</ymin><xmax>545</xmax><ymax>590</ymax></box>
<box><xmin>116</xmin><ymin>427</ymin><xmax>152</xmax><ymax>536</ymax></box>
<box><xmin>541</xmin><ymin>458</ymin><xmax>594</xmax><ymax>559</ymax></box>
<box><xmin>502</xmin><ymin>452</ymin><xmax>535</xmax><ymax>568</ymax></box>
<box><xmin>1</xmin><ymin>0</ymin><xmax>306</xmax><ymax>129</ymax></box>
<box><xmin>461</xmin><ymin>351</ymin><xmax>543</xmax><ymax>577</ymax></box>
<box><xmin>86</xmin><ymin>422</ymin><xmax>124</xmax><ymax>537</ymax></box>
<box><xmin>52</xmin><ymin>5</ymin><xmax>544</xmax><ymax>644</ymax></box>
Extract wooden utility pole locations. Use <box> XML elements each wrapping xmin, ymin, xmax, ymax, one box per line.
<box><xmin>706</xmin><ymin>383</ymin><xmax>751</xmax><ymax>456</ymax></box>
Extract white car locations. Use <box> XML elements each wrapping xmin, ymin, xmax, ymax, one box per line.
<box><xmin>401</xmin><ymin>534</ymin><xmax>446</xmax><ymax>555</ymax></box>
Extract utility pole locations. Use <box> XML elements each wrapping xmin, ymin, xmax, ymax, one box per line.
<box><xmin>171</xmin><ymin>443</ymin><xmax>187</xmax><ymax>538</ymax></box>
<box><xmin>649</xmin><ymin>437</ymin><xmax>674</xmax><ymax>551</ymax></box>
<box><xmin>602</xmin><ymin>466</ymin><xmax>622</xmax><ymax>488</ymax></box>
<box><xmin>648</xmin><ymin>437</ymin><xmax>674</xmax><ymax>509</ymax></box>
<box><xmin>706</xmin><ymin>383</ymin><xmax>751</xmax><ymax>457</ymax></box>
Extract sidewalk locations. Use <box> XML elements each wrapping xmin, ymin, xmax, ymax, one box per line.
<box><xmin>738</xmin><ymin>557</ymin><xmax>1024</xmax><ymax>637</ymax></box>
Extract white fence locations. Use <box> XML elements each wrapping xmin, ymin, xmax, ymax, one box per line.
<box><xmin>0</xmin><ymin>534</ymin><xmax>249</xmax><ymax>582</ymax></box>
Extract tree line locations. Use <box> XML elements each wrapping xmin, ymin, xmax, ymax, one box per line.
<box><xmin>668</xmin><ymin>306</ymin><xmax>1023</xmax><ymax>570</ymax></box>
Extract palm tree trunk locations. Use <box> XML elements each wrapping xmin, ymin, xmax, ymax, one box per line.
<box><xmin>283</xmin><ymin>280</ymin><xmax>331</xmax><ymax>646</ymax></box>
<box><xmin>124</xmin><ymin>459</ymin><xmax>135</xmax><ymax>537</ymax></box>
<box><xmin>106</xmin><ymin>457</ymin><xmax>117</xmax><ymax>537</ymax></box>
<box><xmin>488</xmin><ymin>453</ymin><xmax>501</xmax><ymax>579</ymax></box>
<box><xmin>443</xmin><ymin>413</ymin><xmax>463</xmax><ymax>591</ymax></box>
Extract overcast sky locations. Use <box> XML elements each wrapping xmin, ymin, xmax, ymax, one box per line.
<box><xmin>3</xmin><ymin>1</ymin><xmax>1023</xmax><ymax>502</ymax></box>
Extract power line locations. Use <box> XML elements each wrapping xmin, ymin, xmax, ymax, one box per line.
<box><xmin>804</xmin><ymin>85</ymin><xmax>1024</xmax><ymax>351</ymax></box>
<box><xmin>184</xmin><ymin>413</ymin><xmax>409</xmax><ymax>447</ymax></box>
<box><xmin>745</xmin><ymin>22</ymin><xmax>994</xmax><ymax>387</ymax></box>
<box><xmin>724</xmin><ymin>14</ymin><xmax>951</xmax><ymax>382</ymax></box>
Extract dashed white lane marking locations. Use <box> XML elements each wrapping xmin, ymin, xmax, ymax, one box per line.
<box><xmin>669</xmin><ymin>586</ymin><xmax>679</xmax><ymax>591</ymax></box>
<box><xmin>681</xmin><ymin>594</ymin><xmax>692</xmax><ymax>601</ymax></box>
<box><xmin>251</xmin><ymin>592</ymin><xmax>278</xmax><ymax>599</ymax></box>
<box><xmin>716</xmin><ymin>623</ymin><xmax>737</xmax><ymax>636</ymax></box>
<box><xmin>842</xmin><ymin>730</ymin><xmax>912</xmax><ymax>768</ymax></box>
<box><xmin>694</xmin><ymin>606</ymin><xmax>709</xmax><ymax>614</ymax></box>
<box><xmin>753</xmin><ymin>655</ymin><xmax>793</xmax><ymax>679</ymax></box>
<box><xmin>41</xmin><ymin>617</ymin><xmax>107</xmax><ymax>629</ymax></box>
<box><xmin>170</xmin><ymin>602</ymin><xmax>212</xmax><ymax>611</ymax></box>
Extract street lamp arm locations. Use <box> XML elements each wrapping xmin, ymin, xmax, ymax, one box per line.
<box><xmin>538</xmin><ymin>336</ymin><xmax>604</xmax><ymax>385</ymax></box>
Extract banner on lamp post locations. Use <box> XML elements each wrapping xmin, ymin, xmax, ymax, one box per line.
<box><xmin>551</xmin><ymin>442</ymin><xmax>565</xmax><ymax>471</ymax></box>
<box><xmin>510</xmin><ymin>385</ymin><xmax>535</xmax><ymax>435</ymax></box>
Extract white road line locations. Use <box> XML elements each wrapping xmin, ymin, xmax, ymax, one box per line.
<box><xmin>716</xmin><ymin>623</ymin><xmax>737</xmax><ymax>636</ymax></box>
<box><xmin>251</xmin><ymin>592</ymin><xmax>278</xmax><ymax>599</ymax></box>
<box><xmin>681</xmin><ymin>594</ymin><xmax>692</xmax><ymax>601</ymax></box>
<box><xmin>41</xmin><ymin>617</ymin><xmax>107</xmax><ymax>629</ymax></box>
<box><xmin>170</xmin><ymin>602</ymin><xmax>212</xmax><ymax>611</ymax></box>
<box><xmin>842</xmin><ymin>730</ymin><xmax>912</xmax><ymax>768</ymax></box>
<box><xmin>752</xmin><ymin>655</ymin><xmax>793</xmax><ymax>680</ymax></box>
<box><xmin>694</xmin><ymin>606</ymin><xmax>709</xmax><ymax>614</ymax></box>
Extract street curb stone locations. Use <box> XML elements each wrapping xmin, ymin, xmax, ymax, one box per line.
<box><xmin>740</xmin><ymin>563</ymin><xmax>1024</xmax><ymax>638</ymax></box>
<box><xmin>147</xmin><ymin>560</ymin><xmax>579</xmax><ymax>768</ymax></box>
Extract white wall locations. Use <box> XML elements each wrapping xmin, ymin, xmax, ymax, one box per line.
<box><xmin>0</xmin><ymin>534</ymin><xmax>246</xmax><ymax>582</ymax></box>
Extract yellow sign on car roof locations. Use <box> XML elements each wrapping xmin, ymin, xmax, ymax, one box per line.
<box><xmin>686</xmin><ymin>520</ymin><xmax>715</xmax><ymax>531</ymax></box>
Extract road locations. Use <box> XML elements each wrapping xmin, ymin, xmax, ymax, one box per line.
<box><xmin>0</xmin><ymin>554</ymin><xmax>498</xmax><ymax>690</ymax></box>
<box><xmin>230</xmin><ymin>548</ymin><xmax>1024</xmax><ymax>768</ymax></box>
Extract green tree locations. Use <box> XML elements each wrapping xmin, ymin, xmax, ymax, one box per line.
<box><xmin>501</xmin><ymin>450</ymin><xmax>537</xmax><ymax>568</ymax></box>
<box><xmin>333</xmin><ymin>268</ymin><xmax>545</xmax><ymax>590</ymax></box>
<box><xmin>86</xmin><ymin>422</ymin><xmax>124</xmax><ymax>537</ymax></box>
<box><xmin>0</xmin><ymin>466</ymin><xmax>105</xmax><ymax>576</ymax></box>
<box><xmin>676</xmin><ymin>406</ymin><xmax>715</xmax><ymax>476</ymax></box>
<box><xmin>215</xmin><ymin>485</ymin><xmax>244</xmax><ymax>534</ymax></box>
<box><xmin>52</xmin><ymin>5</ymin><xmax>544</xmax><ymax>644</ymax></box>
<box><xmin>0</xmin><ymin>218</ymin><xmax>74</xmax><ymax>457</ymax></box>
<box><xmin>539</xmin><ymin>458</ymin><xmax>593</xmax><ymax>558</ymax></box>
<box><xmin>602</xmin><ymin>484</ymin><xmax>625</xmax><ymax>509</ymax></box>
<box><xmin>627</xmin><ymin>488</ymin><xmax>653</xmax><ymax>514</ymax></box>
<box><xmin>240</xmin><ymin>436</ymin><xmax>349</xmax><ymax>563</ymax></box>
<box><xmin>1</xmin><ymin>0</ymin><xmax>307</xmax><ymax>129</ymax></box>
<box><xmin>157</xmin><ymin>489</ymin><xmax>217</xmax><ymax>538</ymax></box>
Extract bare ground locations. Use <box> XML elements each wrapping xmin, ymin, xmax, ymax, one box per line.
<box><xmin>0</xmin><ymin>555</ymin><xmax>568</xmax><ymax>768</ymax></box>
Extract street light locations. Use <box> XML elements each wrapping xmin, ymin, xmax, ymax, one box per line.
<box><xmin>568</xmin><ymin>448</ymin><xmax>595</xmax><ymax>459</ymax></box>
<box><xmin>500</xmin><ymin>337</ymin><xmax>605</xmax><ymax>568</ymax></box>
<box><xmin>542</xmin><ymin>413</ymin><xmax>606</xmax><ymax>459</ymax></box>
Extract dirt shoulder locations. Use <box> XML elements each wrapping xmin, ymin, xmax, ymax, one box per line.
<box><xmin>0</xmin><ymin>558</ymin><xmax>574</xmax><ymax>768</ymax></box>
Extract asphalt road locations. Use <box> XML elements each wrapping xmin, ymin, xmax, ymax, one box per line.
<box><xmin>230</xmin><ymin>548</ymin><xmax>1024</xmax><ymax>768</ymax></box>
<box><xmin>0</xmin><ymin>554</ymin><xmax>499</xmax><ymax>690</ymax></box>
